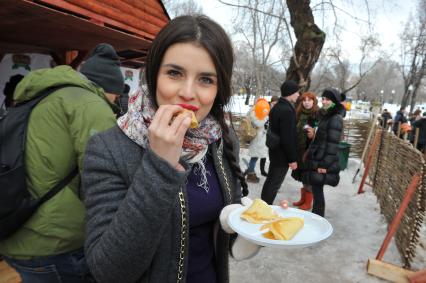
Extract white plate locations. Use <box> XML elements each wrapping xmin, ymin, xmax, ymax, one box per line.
<box><xmin>228</xmin><ymin>205</ymin><xmax>333</xmax><ymax>249</ymax></box>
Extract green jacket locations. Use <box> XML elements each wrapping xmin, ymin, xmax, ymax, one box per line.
<box><xmin>0</xmin><ymin>66</ymin><xmax>117</xmax><ymax>259</ymax></box>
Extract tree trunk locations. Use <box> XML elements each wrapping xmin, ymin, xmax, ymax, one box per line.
<box><xmin>286</xmin><ymin>0</ymin><xmax>326</xmax><ymax>91</ymax></box>
<box><xmin>401</xmin><ymin>84</ymin><xmax>411</xmax><ymax>109</ymax></box>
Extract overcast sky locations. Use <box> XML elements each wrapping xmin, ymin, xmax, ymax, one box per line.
<box><xmin>198</xmin><ymin>0</ymin><xmax>418</xmax><ymax>62</ymax></box>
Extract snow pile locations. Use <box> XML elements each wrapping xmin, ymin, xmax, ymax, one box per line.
<box><xmin>230</xmin><ymin>152</ymin><xmax>425</xmax><ymax>283</ymax></box>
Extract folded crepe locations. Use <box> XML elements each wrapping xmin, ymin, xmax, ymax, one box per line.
<box><xmin>261</xmin><ymin>217</ymin><xmax>304</xmax><ymax>240</ymax></box>
<box><xmin>240</xmin><ymin>199</ymin><xmax>282</xmax><ymax>224</ymax></box>
<box><xmin>182</xmin><ymin>109</ymin><xmax>199</xmax><ymax>129</ymax></box>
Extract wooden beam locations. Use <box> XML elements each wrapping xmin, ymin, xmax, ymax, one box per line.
<box><xmin>367</xmin><ymin>259</ymin><xmax>415</xmax><ymax>283</ymax></box>
<box><xmin>408</xmin><ymin>269</ymin><xmax>426</xmax><ymax>283</ymax></box>
<box><xmin>37</xmin><ymin>0</ymin><xmax>155</xmax><ymax>39</ymax></box>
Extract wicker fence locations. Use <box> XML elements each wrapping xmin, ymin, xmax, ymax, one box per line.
<box><xmin>363</xmin><ymin>126</ymin><xmax>426</xmax><ymax>267</ymax></box>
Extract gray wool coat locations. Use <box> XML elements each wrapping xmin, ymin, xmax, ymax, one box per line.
<box><xmin>82</xmin><ymin>126</ymin><xmax>242</xmax><ymax>283</ymax></box>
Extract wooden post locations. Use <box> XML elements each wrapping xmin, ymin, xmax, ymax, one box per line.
<box><xmin>413</xmin><ymin>128</ymin><xmax>419</xmax><ymax>149</ymax></box>
<box><xmin>357</xmin><ymin>131</ymin><xmax>380</xmax><ymax>194</ymax></box>
<box><xmin>397</xmin><ymin>121</ymin><xmax>402</xmax><ymax>138</ymax></box>
<box><xmin>375</xmin><ymin>174</ymin><xmax>420</xmax><ymax>260</ymax></box>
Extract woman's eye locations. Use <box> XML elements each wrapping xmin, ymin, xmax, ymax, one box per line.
<box><xmin>200</xmin><ymin>76</ymin><xmax>214</xmax><ymax>85</ymax></box>
<box><xmin>167</xmin><ymin>69</ymin><xmax>181</xmax><ymax>78</ymax></box>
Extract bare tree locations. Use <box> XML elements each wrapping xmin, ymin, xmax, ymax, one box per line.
<box><xmin>326</xmin><ymin>34</ymin><xmax>382</xmax><ymax>95</ymax></box>
<box><xmin>163</xmin><ymin>0</ymin><xmax>203</xmax><ymax>18</ymax></box>
<box><xmin>355</xmin><ymin>60</ymin><xmax>403</xmax><ymax>103</ymax></box>
<box><xmin>399</xmin><ymin>0</ymin><xmax>426</xmax><ymax>111</ymax></box>
<box><xmin>219</xmin><ymin>0</ymin><xmax>287</xmax><ymax>100</ymax></box>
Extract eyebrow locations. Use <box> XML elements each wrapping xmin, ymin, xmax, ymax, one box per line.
<box><xmin>162</xmin><ymin>63</ymin><xmax>217</xmax><ymax>77</ymax></box>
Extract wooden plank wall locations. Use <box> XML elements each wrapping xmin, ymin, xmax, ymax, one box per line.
<box><xmin>47</xmin><ymin>0</ymin><xmax>169</xmax><ymax>39</ymax></box>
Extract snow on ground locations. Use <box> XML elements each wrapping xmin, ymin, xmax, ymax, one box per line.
<box><xmin>229</xmin><ymin>151</ymin><xmax>426</xmax><ymax>283</ymax></box>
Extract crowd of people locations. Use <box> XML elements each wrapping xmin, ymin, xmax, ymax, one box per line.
<box><xmin>243</xmin><ymin>81</ymin><xmax>345</xmax><ymax>217</ymax></box>
<box><xmin>380</xmin><ymin>106</ymin><xmax>426</xmax><ymax>152</ymax></box>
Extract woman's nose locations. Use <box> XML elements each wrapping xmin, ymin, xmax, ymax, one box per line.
<box><xmin>179</xmin><ymin>80</ymin><xmax>196</xmax><ymax>100</ymax></box>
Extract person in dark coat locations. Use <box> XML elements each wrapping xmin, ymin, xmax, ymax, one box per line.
<box><xmin>261</xmin><ymin>80</ymin><xmax>299</xmax><ymax>204</ymax></box>
<box><xmin>392</xmin><ymin>107</ymin><xmax>408</xmax><ymax>138</ymax></box>
<box><xmin>302</xmin><ymin>88</ymin><xmax>344</xmax><ymax>217</ymax></box>
<box><xmin>411</xmin><ymin>112</ymin><xmax>426</xmax><ymax>152</ymax></box>
<box><xmin>380</xmin><ymin>109</ymin><xmax>393</xmax><ymax>129</ymax></box>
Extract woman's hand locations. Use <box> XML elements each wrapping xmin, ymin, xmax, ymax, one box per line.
<box><xmin>306</xmin><ymin>127</ymin><xmax>315</xmax><ymax>139</ymax></box>
<box><xmin>148</xmin><ymin>105</ymin><xmax>192</xmax><ymax>171</ymax></box>
<box><xmin>317</xmin><ymin>168</ymin><xmax>327</xmax><ymax>174</ymax></box>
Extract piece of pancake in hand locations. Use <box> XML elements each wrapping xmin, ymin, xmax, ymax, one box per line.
<box><xmin>182</xmin><ymin>109</ymin><xmax>198</xmax><ymax>129</ymax></box>
<box><xmin>240</xmin><ymin>198</ymin><xmax>282</xmax><ymax>224</ymax></box>
<box><xmin>261</xmin><ymin>217</ymin><xmax>304</xmax><ymax>240</ymax></box>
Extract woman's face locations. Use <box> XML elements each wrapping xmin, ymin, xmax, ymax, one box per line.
<box><xmin>156</xmin><ymin>42</ymin><xmax>218</xmax><ymax>122</ymax></box>
<box><xmin>302</xmin><ymin>97</ymin><xmax>314</xmax><ymax>110</ymax></box>
<box><xmin>321</xmin><ymin>97</ymin><xmax>333</xmax><ymax>108</ymax></box>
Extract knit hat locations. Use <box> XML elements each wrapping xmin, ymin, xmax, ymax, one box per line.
<box><xmin>80</xmin><ymin>43</ymin><xmax>124</xmax><ymax>95</ymax></box>
<box><xmin>280</xmin><ymin>80</ymin><xmax>299</xmax><ymax>97</ymax></box>
<box><xmin>322</xmin><ymin>88</ymin><xmax>341</xmax><ymax>104</ymax></box>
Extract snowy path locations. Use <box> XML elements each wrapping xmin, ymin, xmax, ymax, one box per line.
<box><xmin>230</xmin><ymin>150</ymin><xmax>425</xmax><ymax>283</ymax></box>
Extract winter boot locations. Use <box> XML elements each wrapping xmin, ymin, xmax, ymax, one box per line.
<box><xmin>246</xmin><ymin>172</ymin><xmax>260</xmax><ymax>183</ymax></box>
<box><xmin>292</xmin><ymin>188</ymin><xmax>306</xmax><ymax>206</ymax></box>
<box><xmin>260</xmin><ymin>158</ymin><xmax>268</xmax><ymax>177</ymax></box>
<box><xmin>299</xmin><ymin>191</ymin><xmax>313</xmax><ymax>210</ymax></box>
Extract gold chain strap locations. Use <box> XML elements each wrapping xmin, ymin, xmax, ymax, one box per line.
<box><xmin>217</xmin><ymin>141</ymin><xmax>232</xmax><ymax>203</ymax></box>
<box><xmin>176</xmin><ymin>191</ymin><xmax>186</xmax><ymax>282</ymax></box>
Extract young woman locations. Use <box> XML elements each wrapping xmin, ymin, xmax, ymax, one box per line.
<box><xmin>302</xmin><ymin>88</ymin><xmax>343</xmax><ymax>217</ymax></box>
<box><xmin>291</xmin><ymin>92</ymin><xmax>319</xmax><ymax>210</ymax></box>
<box><xmin>82</xmin><ymin>15</ymin><xmax>257</xmax><ymax>283</ymax></box>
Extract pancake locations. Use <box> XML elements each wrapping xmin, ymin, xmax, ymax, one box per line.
<box><xmin>240</xmin><ymin>198</ymin><xmax>282</xmax><ymax>224</ymax></box>
<box><xmin>261</xmin><ymin>217</ymin><xmax>304</xmax><ymax>240</ymax></box>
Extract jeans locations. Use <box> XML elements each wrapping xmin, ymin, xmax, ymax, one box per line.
<box><xmin>3</xmin><ymin>248</ymin><xmax>95</xmax><ymax>283</ymax></box>
<box><xmin>312</xmin><ymin>184</ymin><xmax>325</xmax><ymax>216</ymax></box>
<box><xmin>245</xmin><ymin>157</ymin><xmax>259</xmax><ymax>174</ymax></box>
<box><xmin>261</xmin><ymin>165</ymin><xmax>289</xmax><ymax>204</ymax></box>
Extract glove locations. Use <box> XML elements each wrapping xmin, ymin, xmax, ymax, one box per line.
<box><xmin>219</xmin><ymin>197</ymin><xmax>261</xmax><ymax>261</ymax></box>
<box><xmin>219</xmin><ymin>197</ymin><xmax>253</xmax><ymax>234</ymax></box>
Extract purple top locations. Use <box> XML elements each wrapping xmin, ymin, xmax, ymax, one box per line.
<box><xmin>186</xmin><ymin>152</ymin><xmax>224</xmax><ymax>283</ymax></box>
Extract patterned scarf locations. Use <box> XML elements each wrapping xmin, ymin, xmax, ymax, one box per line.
<box><xmin>117</xmin><ymin>87</ymin><xmax>222</xmax><ymax>192</ymax></box>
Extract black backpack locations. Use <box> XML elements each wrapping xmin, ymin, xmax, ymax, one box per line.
<box><xmin>0</xmin><ymin>86</ymin><xmax>78</xmax><ymax>240</ymax></box>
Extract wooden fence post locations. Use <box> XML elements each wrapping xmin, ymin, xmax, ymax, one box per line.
<box><xmin>413</xmin><ymin>128</ymin><xmax>419</xmax><ymax>149</ymax></box>
<box><xmin>358</xmin><ymin>131</ymin><xmax>381</xmax><ymax>194</ymax></box>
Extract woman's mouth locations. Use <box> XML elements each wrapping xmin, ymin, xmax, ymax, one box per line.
<box><xmin>177</xmin><ymin>103</ymin><xmax>199</xmax><ymax>112</ymax></box>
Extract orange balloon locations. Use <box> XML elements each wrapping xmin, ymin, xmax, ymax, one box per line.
<box><xmin>254</xmin><ymin>98</ymin><xmax>270</xmax><ymax>120</ymax></box>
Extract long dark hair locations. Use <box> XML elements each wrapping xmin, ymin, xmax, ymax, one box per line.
<box><xmin>145</xmin><ymin>15</ymin><xmax>248</xmax><ymax>196</ymax></box>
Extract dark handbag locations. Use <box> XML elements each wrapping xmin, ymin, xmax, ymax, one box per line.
<box><xmin>266</xmin><ymin>127</ymin><xmax>280</xmax><ymax>149</ymax></box>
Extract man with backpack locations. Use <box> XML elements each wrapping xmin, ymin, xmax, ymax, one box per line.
<box><xmin>0</xmin><ymin>43</ymin><xmax>124</xmax><ymax>282</ymax></box>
